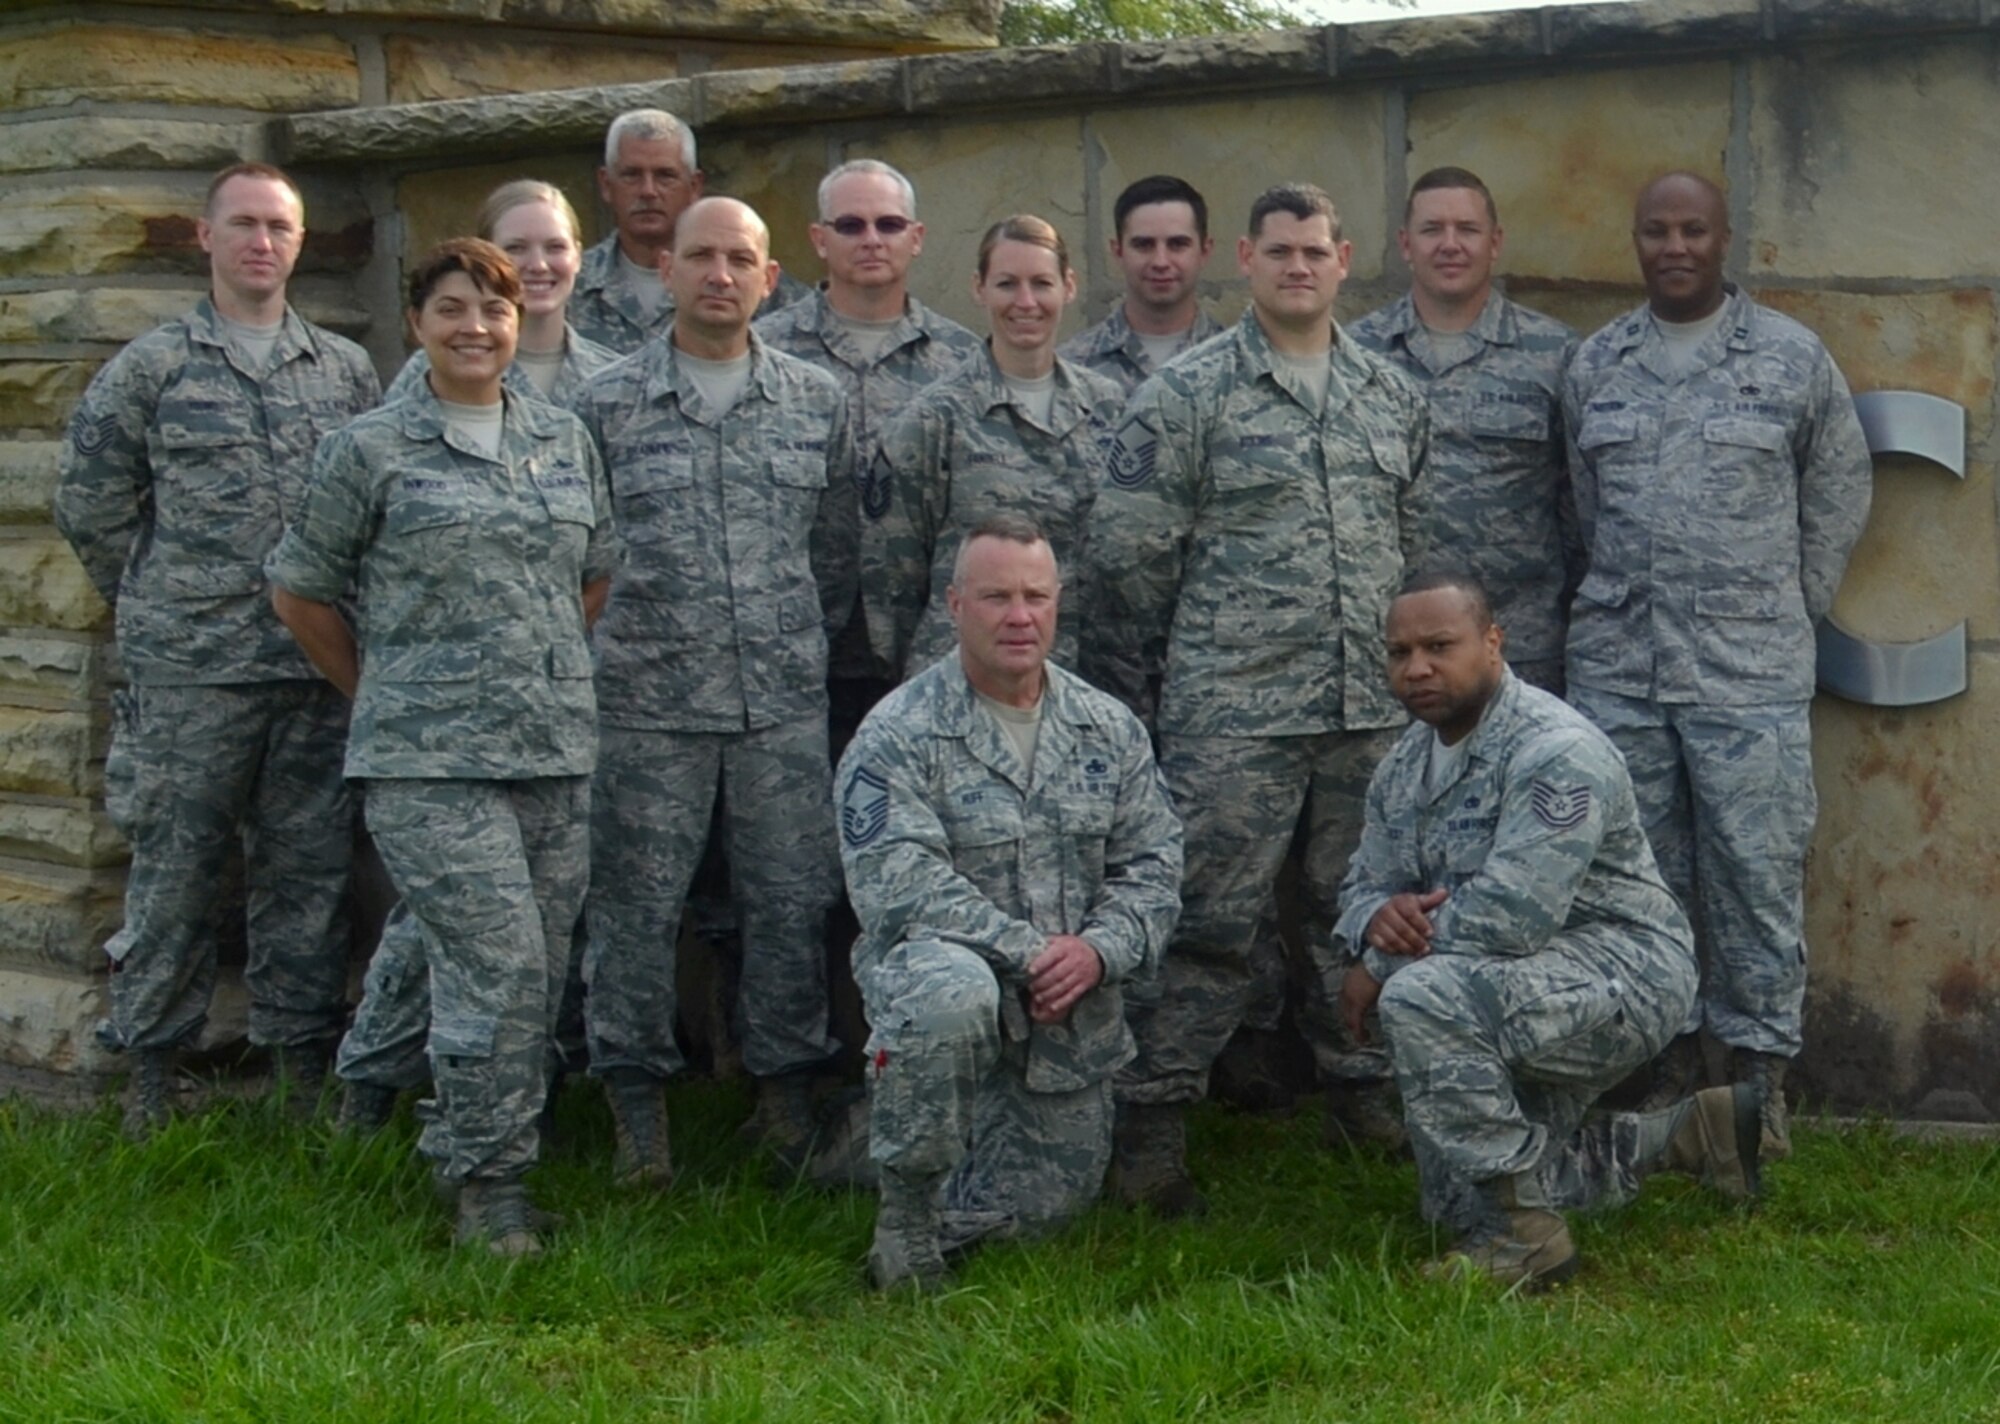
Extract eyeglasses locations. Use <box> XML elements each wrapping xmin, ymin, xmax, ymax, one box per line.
<box><xmin>826</xmin><ymin>215</ymin><xmax>913</xmax><ymax>237</ymax></box>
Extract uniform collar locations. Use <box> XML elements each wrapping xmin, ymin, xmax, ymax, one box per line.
<box><xmin>640</xmin><ymin>325</ymin><xmax>778</xmax><ymax>413</ymax></box>
<box><xmin>188</xmin><ymin>295</ymin><xmax>320</xmax><ymax>368</ymax></box>
<box><xmin>973</xmin><ymin>343</ymin><xmax>1097</xmax><ymax>436</ymax></box>
<box><xmin>794</xmin><ymin>287</ymin><xmax>930</xmax><ymax>364</ymax></box>
<box><xmin>936</xmin><ymin>657</ymin><xmax>1097</xmax><ymax>792</ymax></box>
<box><xmin>1417</xmin><ymin>668</ymin><xmax>1519</xmax><ymax>803</ymax></box>
<box><xmin>394</xmin><ymin>380</ymin><xmax>559</xmax><ymax>458</ymax></box>
<box><xmin>1235</xmin><ymin>308</ymin><xmax>1372</xmax><ymax>418</ymax></box>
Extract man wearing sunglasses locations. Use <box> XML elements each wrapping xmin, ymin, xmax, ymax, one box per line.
<box><xmin>757</xmin><ymin>160</ymin><xmax>981</xmax><ymax>746</ymax></box>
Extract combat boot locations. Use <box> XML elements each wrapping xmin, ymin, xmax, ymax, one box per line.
<box><xmin>336</xmin><ymin>1080</ymin><xmax>399</xmax><ymax>1135</ymax></box>
<box><xmin>1737</xmin><ymin>1050</ymin><xmax>1793</xmax><ymax>1161</ymax></box>
<box><xmin>1210</xmin><ymin>1026</ymin><xmax>1299</xmax><ymax>1114</ymax></box>
<box><xmin>1660</xmin><ymin>1082</ymin><xmax>1764</xmax><ymax>1202</ymax></box>
<box><xmin>1323</xmin><ymin>1081</ymin><xmax>1409</xmax><ymax>1155</ymax></box>
<box><xmin>120</xmin><ymin>1047</ymin><xmax>175</xmax><ymax>1142</ymax></box>
<box><xmin>1109</xmin><ymin>1101</ymin><xmax>1208</xmax><ymax>1218</ymax></box>
<box><xmin>271</xmin><ymin>1038</ymin><xmax>335</xmax><ymax>1120</ymax></box>
<box><xmin>738</xmin><ymin>1070</ymin><xmax>820</xmax><ymax>1164</ymax></box>
<box><xmin>867</xmin><ymin>1168</ymin><xmax>947</xmax><ymax>1292</ymax></box>
<box><xmin>604</xmin><ymin>1068</ymin><xmax>675</xmax><ymax>1189</ymax></box>
<box><xmin>1637</xmin><ymin>1032</ymin><xmax>1705</xmax><ymax>1111</ymax></box>
<box><xmin>454</xmin><ymin>1176</ymin><xmax>547</xmax><ymax>1258</ymax></box>
<box><xmin>1424</xmin><ymin>1174</ymin><xmax>1578</xmax><ymax>1289</ymax></box>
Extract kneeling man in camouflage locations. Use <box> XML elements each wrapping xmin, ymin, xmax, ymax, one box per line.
<box><xmin>1336</xmin><ymin>571</ymin><xmax>1762</xmax><ymax>1287</ymax></box>
<box><xmin>836</xmin><ymin>514</ymin><xmax>1183</xmax><ymax>1290</ymax></box>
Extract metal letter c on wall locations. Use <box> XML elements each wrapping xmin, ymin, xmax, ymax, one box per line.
<box><xmin>1815</xmin><ymin>391</ymin><xmax>1970</xmax><ymax>707</ymax></box>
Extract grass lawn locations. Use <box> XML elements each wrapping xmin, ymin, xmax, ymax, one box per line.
<box><xmin>4</xmin><ymin>1080</ymin><xmax>1999</xmax><ymax>1423</ymax></box>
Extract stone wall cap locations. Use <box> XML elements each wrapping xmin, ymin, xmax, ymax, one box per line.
<box><xmin>279</xmin><ymin>0</ymin><xmax>1989</xmax><ymax>167</ymax></box>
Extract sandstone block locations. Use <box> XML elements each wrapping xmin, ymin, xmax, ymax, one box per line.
<box><xmin>0</xmin><ymin>443</ymin><xmax>60</xmax><ymax>526</ymax></box>
<box><xmin>1748</xmin><ymin>47</ymin><xmax>2000</xmax><ymax>280</ymax></box>
<box><xmin>1336</xmin><ymin>8</ymin><xmax>1542</xmax><ymax>72</ymax></box>
<box><xmin>0</xmin><ymin>24</ymin><xmax>360</xmax><ymax>112</ymax></box>
<box><xmin>0</xmin><ymin>799</ymin><xmax>126</xmax><ymax>872</ymax></box>
<box><xmin>0</xmin><ymin>290</ymin><xmax>200</xmax><ymax>349</ymax></box>
<box><xmin>0</xmin><ymin>538</ymin><xmax>111</xmax><ymax>636</ymax></box>
<box><xmin>861</xmin><ymin>117</ymin><xmax>1086</xmax><ymax>334</ymax></box>
<box><xmin>1549</xmin><ymin>0</ymin><xmax>1762</xmax><ymax>53</ymax></box>
<box><xmin>1116</xmin><ymin>29</ymin><xmax>1325</xmax><ymax>97</ymax></box>
<box><xmin>907</xmin><ymin>43</ymin><xmax>1112</xmax><ymax>112</ymax></box>
<box><xmin>0</xmin><ymin>963</ymin><xmax>115</xmax><ymax>1078</ymax></box>
<box><xmin>0</xmin><ymin>636</ymin><xmax>107</xmax><ymax>705</ymax></box>
<box><xmin>493</xmin><ymin>0</ymin><xmax>998</xmax><ymax>48</ymax></box>
<box><xmin>1087</xmin><ymin>89</ymin><xmax>1386</xmax><ymax>309</ymax></box>
<box><xmin>0</xmin><ymin>706</ymin><xmax>107</xmax><ymax>799</ymax></box>
<box><xmin>1750</xmin><ymin>289</ymin><xmax>2000</xmax><ymax>645</ymax></box>
<box><xmin>384</xmin><ymin>34</ymin><xmax>678</xmax><ymax>105</ymax></box>
<box><xmin>0</xmin><ymin>363</ymin><xmax>99</xmax><ymax>435</ymax></box>
<box><xmin>703</xmin><ymin>58</ymin><xmax>903</xmax><ymax>127</ymax></box>
<box><xmin>1407</xmin><ymin>63</ymin><xmax>1733</xmax><ymax>284</ymax></box>
<box><xmin>0</xmin><ymin>183</ymin><xmax>209</xmax><ymax>283</ymax></box>
<box><xmin>287</xmin><ymin>78</ymin><xmax>697</xmax><ymax>166</ymax></box>
<box><xmin>0</xmin><ymin>117</ymin><xmax>254</xmax><ymax>177</ymax></box>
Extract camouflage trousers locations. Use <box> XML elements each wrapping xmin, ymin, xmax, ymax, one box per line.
<box><xmin>1120</xmin><ymin>729</ymin><xmax>1398</xmax><ymax>1105</ymax></box>
<box><xmin>1375</xmin><ymin>927</ymin><xmax>1696</xmax><ymax>1233</ymax></box>
<box><xmin>862</xmin><ymin>939</ymin><xmax>1113</xmax><ymax>1244</ymax></box>
<box><xmin>362</xmin><ymin>776</ymin><xmax>588</xmax><ymax>1183</ymax></box>
<box><xmin>585</xmin><ymin>716</ymin><xmax>841</xmax><ymax>1080</ymax></box>
<box><xmin>98</xmin><ymin>681</ymin><xmax>352</xmax><ymax>1053</ymax></box>
<box><xmin>1569</xmin><ymin>688</ymin><xmax>1815</xmax><ymax>1056</ymax></box>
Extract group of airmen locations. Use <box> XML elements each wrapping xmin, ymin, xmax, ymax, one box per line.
<box><xmin>55</xmin><ymin>99</ymin><xmax>1870</xmax><ymax>1290</ymax></box>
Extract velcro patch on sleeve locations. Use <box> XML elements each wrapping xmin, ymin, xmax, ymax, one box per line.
<box><xmin>1530</xmin><ymin>779</ymin><xmax>1591</xmax><ymax>830</ymax></box>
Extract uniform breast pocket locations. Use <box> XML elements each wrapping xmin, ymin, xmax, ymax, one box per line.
<box><xmin>942</xmin><ymin>783</ymin><xmax>1024</xmax><ymax>905</ymax></box>
<box><xmin>1700</xmin><ymin>417</ymin><xmax>1792</xmax><ymax>508</ymax></box>
<box><xmin>157</xmin><ymin>429</ymin><xmax>256</xmax><ymax>509</ymax></box>
<box><xmin>612</xmin><ymin>461</ymin><xmax>693</xmax><ymax>546</ymax></box>
<box><xmin>384</xmin><ymin>491</ymin><xmax>471</xmax><ymax>568</ymax></box>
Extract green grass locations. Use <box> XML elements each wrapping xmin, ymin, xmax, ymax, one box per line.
<box><xmin>5</xmin><ymin>1083</ymin><xmax>2000</xmax><ymax>1423</ymax></box>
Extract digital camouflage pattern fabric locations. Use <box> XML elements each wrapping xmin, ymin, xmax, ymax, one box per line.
<box><xmin>861</xmin><ymin>347</ymin><xmax>1121</xmax><ymax>678</ymax></box>
<box><xmin>1561</xmin><ymin>285</ymin><xmax>1870</xmax><ymax>1057</ymax></box>
<box><xmin>838</xmin><ymin>656</ymin><xmax>1183</xmax><ymax>1242</ymax></box>
<box><xmin>57</xmin><ymin>296</ymin><xmax>378</xmax><ymax>1055</ymax></box>
<box><xmin>1336</xmin><ymin>671</ymin><xmax>1698</xmax><ymax>1232</ymax></box>
<box><xmin>1058</xmin><ymin>304</ymin><xmax>1226</xmax><ymax>398</ymax></box>
<box><xmin>1084</xmin><ymin>312</ymin><xmax>1432</xmax><ymax>737</ymax></box>
<box><xmin>1349</xmin><ymin>292</ymin><xmax>1581</xmax><ymax>674</ymax></box>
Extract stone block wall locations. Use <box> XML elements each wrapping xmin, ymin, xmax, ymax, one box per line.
<box><xmin>292</xmin><ymin>2</ymin><xmax>2000</xmax><ymax>1122</ymax></box>
<box><xmin>0</xmin><ymin>0</ymin><xmax>993</xmax><ymax>1097</ymax></box>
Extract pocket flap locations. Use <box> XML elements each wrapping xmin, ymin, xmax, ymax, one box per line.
<box><xmin>1694</xmin><ymin>584</ymin><xmax>1784</xmax><ymax>619</ymax></box>
<box><xmin>1579</xmin><ymin>410</ymin><xmax>1639</xmax><ymax>450</ymax></box>
<box><xmin>369</xmin><ymin>643</ymin><xmax>481</xmax><ymax>683</ymax></box>
<box><xmin>1703</xmin><ymin>417</ymin><xmax>1787</xmax><ymax>453</ymax></box>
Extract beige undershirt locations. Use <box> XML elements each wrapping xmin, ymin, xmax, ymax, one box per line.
<box><xmin>975</xmin><ymin>688</ymin><xmax>1043</xmax><ymax>777</ymax></box>
<box><xmin>621</xmin><ymin>251</ymin><xmax>670</xmax><ymax>318</ymax></box>
<box><xmin>437</xmin><ymin>396</ymin><xmax>504</xmax><ymax>460</ymax></box>
<box><xmin>514</xmin><ymin>347</ymin><xmax>564</xmax><ymax>397</ymax></box>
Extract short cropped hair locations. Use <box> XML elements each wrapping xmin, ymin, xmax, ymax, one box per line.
<box><xmin>1405</xmin><ymin>166</ymin><xmax>1499</xmax><ymax>227</ymax></box>
<box><xmin>1247</xmin><ymin>183</ymin><xmax>1341</xmax><ymax>241</ymax></box>
<box><xmin>205</xmin><ymin>162</ymin><xmax>303</xmax><ymax>217</ymax></box>
<box><xmin>1114</xmin><ymin>174</ymin><xmax>1209</xmax><ymax>241</ymax></box>
<box><xmin>976</xmin><ymin>214</ymin><xmax>1072</xmax><ymax>280</ymax></box>
<box><xmin>603</xmin><ymin>109</ymin><xmax>696</xmax><ymax>172</ymax></box>
<box><xmin>817</xmin><ymin>159</ymin><xmax>917</xmax><ymax>223</ymax></box>
<box><xmin>951</xmin><ymin>512</ymin><xmax>1061</xmax><ymax>588</ymax></box>
<box><xmin>407</xmin><ymin>237</ymin><xmax>522</xmax><ymax>313</ymax></box>
<box><xmin>1393</xmin><ymin>567</ymin><xmax>1494</xmax><ymax>629</ymax></box>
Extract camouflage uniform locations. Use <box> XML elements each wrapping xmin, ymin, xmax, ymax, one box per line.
<box><xmin>384</xmin><ymin>323</ymin><xmax>618</xmax><ymax>407</ymax></box>
<box><xmin>1058</xmin><ymin>304</ymin><xmax>1226</xmax><ymax>398</ymax></box>
<box><xmin>569</xmin><ymin>235</ymin><xmax>811</xmax><ymax>355</ymax></box>
<box><xmin>1336</xmin><ymin>671</ymin><xmax>1699</xmax><ymax>1230</ymax></box>
<box><xmin>265</xmin><ymin>385</ymin><xmax>616</xmax><ymax>1182</ymax></box>
<box><xmin>55</xmin><ymin>298</ymin><xmax>378</xmax><ymax>1054</ymax></box>
<box><xmin>1084</xmin><ymin>313</ymin><xmax>1428</xmax><ymax>1106</ymax></box>
<box><xmin>755</xmin><ymin>287</ymin><xmax>982</xmax><ymax>692</ymax></box>
<box><xmin>1349</xmin><ymin>292</ymin><xmax>1580</xmax><ymax>692</ymax></box>
<box><xmin>862</xmin><ymin>347</ymin><xmax>1122</xmax><ymax>678</ymax></box>
<box><xmin>1563</xmin><ymin>286</ymin><xmax>1870</xmax><ymax>1056</ymax></box>
<box><xmin>839</xmin><ymin>656</ymin><xmax>1182</xmax><ymax>1241</ymax></box>
<box><xmin>570</xmin><ymin>328</ymin><xmax>855</xmax><ymax>1082</ymax></box>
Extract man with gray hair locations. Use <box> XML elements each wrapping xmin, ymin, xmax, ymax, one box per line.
<box><xmin>837</xmin><ymin>513</ymin><xmax>1182</xmax><ymax>1290</ymax></box>
<box><xmin>757</xmin><ymin>158</ymin><xmax>981</xmax><ymax>742</ymax></box>
<box><xmin>571</xmin><ymin>108</ymin><xmax>807</xmax><ymax>354</ymax></box>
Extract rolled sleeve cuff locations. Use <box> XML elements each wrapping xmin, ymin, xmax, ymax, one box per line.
<box><xmin>1333</xmin><ymin>893</ymin><xmax>1389</xmax><ymax>962</ymax></box>
<box><xmin>263</xmin><ymin>532</ymin><xmax>348</xmax><ymax>604</ymax></box>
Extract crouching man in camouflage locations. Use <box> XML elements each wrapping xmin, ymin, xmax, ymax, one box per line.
<box><xmin>1336</xmin><ymin>572</ymin><xmax>1762</xmax><ymax>1288</ymax></box>
<box><xmin>837</xmin><ymin>515</ymin><xmax>1183</xmax><ymax>1290</ymax></box>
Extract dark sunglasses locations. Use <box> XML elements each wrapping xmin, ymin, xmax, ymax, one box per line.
<box><xmin>827</xmin><ymin>215</ymin><xmax>913</xmax><ymax>237</ymax></box>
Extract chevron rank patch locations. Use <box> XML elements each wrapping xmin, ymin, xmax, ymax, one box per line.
<box><xmin>841</xmin><ymin>764</ymin><xmax>891</xmax><ymax>848</ymax></box>
<box><xmin>67</xmin><ymin>405</ymin><xmax>119</xmax><ymax>459</ymax></box>
<box><xmin>859</xmin><ymin>448</ymin><xmax>894</xmax><ymax>521</ymax></box>
<box><xmin>1530</xmin><ymin>779</ymin><xmax>1591</xmax><ymax>831</ymax></box>
<box><xmin>1107</xmin><ymin>416</ymin><xmax>1159</xmax><ymax>489</ymax></box>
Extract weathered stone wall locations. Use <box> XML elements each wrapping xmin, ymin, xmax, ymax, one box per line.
<box><xmin>0</xmin><ymin>0</ymin><xmax>993</xmax><ymax>1095</ymax></box>
<box><xmin>293</xmin><ymin>1</ymin><xmax>2000</xmax><ymax>1122</ymax></box>
<box><xmin>12</xmin><ymin>0</ymin><xmax>1999</xmax><ymax>1120</ymax></box>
